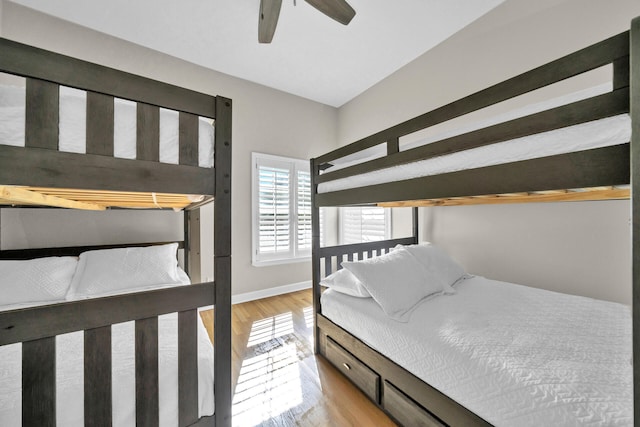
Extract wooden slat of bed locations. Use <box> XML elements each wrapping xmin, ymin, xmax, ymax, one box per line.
<box><xmin>316</xmin><ymin>31</ymin><xmax>629</xmax><ymax>165</ymax></box>
<box><xmin>136</xmin><ymin>317</ymin><xmax>160</xmax><ymax>427</ymax></box>
<box><xmin>317</xmin><ymin>88</ymin><xmax>629</xmax><ymax>185</ymax></box>
<box><xmin>0</xmin><ymin>283</ymin><xmax>214</xmax><ymax>346</ymax></box>
<box><xmin>86</xmin><ymin>92</ymin><xmax>115</xmax><ymax>156</ymax></box>
<box><xmin>0</xmin><ymin>38</ymin><xmax>216</xmax><ymax>119</ymax></box>
<box><xmin>0</xmin><ymin>145</ymin><xmax>215</xmax><ymax>195</ymax></box>
<box><xmin>179</xmin><ymin>309</ymin><xmax>199</xmax><ymax>426</ymax></box>
<box><xmin>316</xmin><ymin>144</ymin><xmax>630</xmax><ymax>207</ymax></box>
<box><xmin>84</xmin><ymin>326</ymin><xmax>112</xmax><ymax>425</ymax></box>
<box><xmin>180</xmin><ymin>112</ymin><xmax>200</xmax><ymax>167</ymax></box>
<box><xmin>25</xmin><ymin>78</ymin><xmax>59</xmax><ymax>151</ymax></box>
<box><xmin>22</xmin><ymin>336</ymin><xmax>56</xmax><ymax>426</ymax></box>
<box><xmin>137</xmin><ymin>103</ymin><xmax>161</xmax><ymax>162</ymax></box>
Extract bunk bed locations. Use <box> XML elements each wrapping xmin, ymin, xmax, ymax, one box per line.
<box><xmin>311</xmin><ymin>18</ymin><xmax>639</xmax><ymax>427</ymax></box>
<box><xmin>0</xmin><ymin>37</ymin><xmax>232</xmax><ymax>427</ymax></box>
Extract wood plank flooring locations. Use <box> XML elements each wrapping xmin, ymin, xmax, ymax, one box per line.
<box><xmin>202</xmin><ymin>289</ymin><xmax>396</xmax><ymax>427</ymax></box>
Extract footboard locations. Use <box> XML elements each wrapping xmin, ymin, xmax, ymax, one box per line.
<box><xmin>0</xmin><ymin>283</ymin><xmax>215</xmax><ymax>426</ymax></box>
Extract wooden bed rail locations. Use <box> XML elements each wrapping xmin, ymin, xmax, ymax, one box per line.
<box><xmin>0</xmin><ymin>283</ymin><xmax>214</xmax><ymax>426</ymax></box>
<box><xmin>318</xmin><ymin>237</ymin><xmax>416</xmax><ymax>278</ymax></box>
<box><xmin>316</xmin><ymin>30</ymin><xmax>629</xmax><ymax>167</ymax></box>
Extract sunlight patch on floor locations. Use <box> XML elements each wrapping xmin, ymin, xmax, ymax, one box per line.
<box><xmin>233</xmin><ymin>313</ymin><xmax>303</xmax><ymax>426</ymax></box>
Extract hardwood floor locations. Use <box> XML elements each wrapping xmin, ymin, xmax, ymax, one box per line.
<box><xmin>203</xmin><ymin>289</ymin><xmax>396</xmax><ymax>427</ymax></box>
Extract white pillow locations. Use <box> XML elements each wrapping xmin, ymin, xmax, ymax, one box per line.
<box><xmin>66</xmin><ymin>243</ymin><xmax>186</xmax><ymax>299</ymax></box>
<box><xmin>0</xmin><ymin>257</ymin><xmax>77</xmax><ymax>309</ymax></box>
<box><xmin>320</xmin><ymin>268</ymin><xmax>371</xmax><ymax>298</ymax></box>
<box><xmin>400</xmin><ymin>243</ymin><xmax>465</xmax><ymax>289</ymax></box>
<box><xmin>342</xmin><ymin>247</ymin><xmax>448</xmax><ymax>322</ymax></box>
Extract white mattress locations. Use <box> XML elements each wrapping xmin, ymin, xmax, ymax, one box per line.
<box><xmin>0</xmin><ymin>85</ymin><xmax>215</xmax><ymax>168</ymax></box>
<box><xmin>0</xmin><ymin>311</ymin><xmax>215</xmax><ymax>426</ymax></box>
<box><xmin>319</xmin><ymin>84</ymin><xmax>631</xmax><ymax>194</ymax></box>
<box><xmin>322</xmin><ymin>276</ymin><xmax>632</xmax><ymax>426</ymax></box>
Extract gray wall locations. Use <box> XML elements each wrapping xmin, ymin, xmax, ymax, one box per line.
<box><xmin>0</xmin><ymin>1</ymin><xmax>338</xmax><ymax>295</ymax></box>
<box><xmin>337</xmin><ymin>0</ymin><xmax>640</xmax><ymax>304</ymax></box>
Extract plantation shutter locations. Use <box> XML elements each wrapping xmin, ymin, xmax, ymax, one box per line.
<box><xmin>258</xmin><ymin>163</ymin><xmax>291</xmax><ymax>256</ymax></box>
<box><xmin>252</xmin><ymin>153</ymin><xmax>313</xmax><ymax>265</ymax></box>
<box><xmin>340</xmin><ymin>206</ymin><xmax>390</xmax><ymax>244</ymax></box>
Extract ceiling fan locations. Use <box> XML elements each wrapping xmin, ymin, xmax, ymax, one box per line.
<box><xmin>259</xmin><ymin>0</ymin><xmax>356</xmax><ymax>43</ymax></box>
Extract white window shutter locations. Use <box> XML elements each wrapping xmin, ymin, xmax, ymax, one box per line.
<box><xmin>340</xmin><ymin>206</ymin><xmax>390</xmax><ymax>244</ymax></box>
<box><xmin>258</xmin><ymin>165</ymin><xmax>291</xmax><ymax>255</ymax></box>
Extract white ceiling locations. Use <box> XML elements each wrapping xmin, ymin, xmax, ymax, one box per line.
<box><xmin>10</xmin><ymin>0</ymin><xmax>505</xmax><ymax>107</ymax></box>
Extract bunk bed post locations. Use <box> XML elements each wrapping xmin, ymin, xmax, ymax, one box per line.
<box><xmin>631</xmin><ymin>15</ymin><xmax>640</xmax><ymax>426</ymax></box>
<box><xmin>184</xmin><ymin>208</ymin><xmax>202</xmax><ymax>283</ymax></box>
<box><xmin>311</xmin><ymin>158</ymin><xmax>322</xmax><ymax>353</ymax></box>
<box><xmin>214</xmin><ymin>96</ymin><xmax>232</xmax><ymax>427</ymax></box>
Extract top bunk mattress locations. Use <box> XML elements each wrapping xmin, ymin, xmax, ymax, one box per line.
<box><xmin>319</xmin><ymin>84</ymin><xmax>630</xmax><ymax>194</ymax></box>
<box><xmin>0</xmin><ymin>84</ymin><xmax>215</xmax><ymax>168</ymax></box>
<box><xmin>321</xmin><ymin>276</ymin><xmax>632</xmax><ymax>426</ymax></box>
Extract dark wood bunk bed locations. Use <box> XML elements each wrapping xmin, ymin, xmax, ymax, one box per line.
<box><xmin>0</xmin><ymin>38</ymin><xmax>232</xmax><ymax>426</ymax></box>
<box><xmin>311</xmin><ymin>18</ymin><xmax>639</xmax><ymax>427</ymax></box>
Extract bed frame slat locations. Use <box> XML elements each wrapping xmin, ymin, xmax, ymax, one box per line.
<box><xmin>318</xmin><ymin>89</ymin><xmax>629</xmax><ymax>184</ymax></box>
<box><xmin>179</xmin><ymin>309</ymin><xmax>199</xmax><ymax>426</ymax></box>
<box><xmin>0</xmin><ymin>145</ymin><xmax>215</xmax><ymax>195</ymax></box>
<box><xmin>180</xmin><ymin>112</ymin><xmax>200</xmax><ymax>167</ymax></box>
<box><xmin>316</xmin><ymin>31</ymin><xmax>629</xmax><ymax>165</ymax></box>
<box><xmin>316</xmin><ymin>144</ymin><xmax>630</xmax><ymax>207</ymax></box>
<box><xmin>137</xmin><ymin>103</ymin><xmax>160</xmax><ymax>162</ymax></box>
<box><xmin>0</xmin><ymin>38</ymin><xmax>216</xmax><ymax>118</ymax></box>
<box><xmin>86</xmin><ymin>92</ymin><xmax>115</xmax><ymax>156</ymax></box>
<box><xmin>22</xmin><ymin>337</ymin><xmax>56</xmax><ymax>426</ymax></box>
<box><xmin>84</xmin><ymin>326</ymin><xmax>112</xmax><ymax>425</ymax></box>
<box><xmin>25</xmin><ymin>78</ymin><xmax>59</xmax><ymax>150</ymax></box>
<box><xmin>136</xmin><ymin>316</ymin><xmax>159</xmax><ymax>427</ymax></box>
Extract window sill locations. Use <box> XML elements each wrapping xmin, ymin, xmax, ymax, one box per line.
<box><xmin>252</xmin><ymin>256</ymin><xmax>311</xmax><ymax>267</ymax></box>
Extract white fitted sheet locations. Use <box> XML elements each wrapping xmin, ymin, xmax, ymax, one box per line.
<box><xmin>0</xmin><ymin>311</ymin><xmax>214</xmax><ymax>426</ymax></box>
<box><xmin>319</xmin><ymin>84</ymin><xmax>631</xmax><ymax>194</ymax></box>
<box><xmin>322</xmin><ymin>276</ymin><xmax>632</xmax><ymax>426</ymax></box>
<box><xmin>0</xmin><ymin>85</ymin><xmax>215</xmax><ymax>168</ymax></box>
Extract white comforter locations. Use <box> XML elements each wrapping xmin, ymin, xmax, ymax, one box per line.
<box><xmin>0</xmin><ymin>84</ymin><xmax>215</xmax><ymax>168</ymax></box>
<box><xmin>0</xmin><ymin>312</ymin><xmax>214</xmax><ymax>426</ymax></box>
<box><xmin>322</xmin><ymin>276</ymin><xmax>632</xmax><ymax>426</ymax></box>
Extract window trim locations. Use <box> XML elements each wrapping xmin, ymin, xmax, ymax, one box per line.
<box><xmin>251</xmin><ymin>152</ymin><xmax>315</xmax><ymax>267</ymax></box>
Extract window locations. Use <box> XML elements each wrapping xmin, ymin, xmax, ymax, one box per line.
<box><xmin>252</xmin><ymin>153</ymin><xmax>315</xmax><ymax>266</ymax></box>
<box><xmin>340</xmin><ymin>206</ymin><xmax>391</xmax><ymax>244</ymax></box>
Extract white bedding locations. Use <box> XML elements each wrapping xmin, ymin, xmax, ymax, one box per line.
<box><xmin>322</xmin><ymin>276</ymin><xmax>632</xmax><ymax>426</ymax></box>
<box><xmin>319</xmin><ymin>84</ymin><xmax>631</xmax><ymax>194</ymax></box>
<box><xmin>0</xmin><ymin>85</ymin><xmax>215</xmax><ymax>168</ymax></box>
<box><xmin>0</xmin><ymin>311</ymin><xmax>215</xmax><ymax>426</ymax></box>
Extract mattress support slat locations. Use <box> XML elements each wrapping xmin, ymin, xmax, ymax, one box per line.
<box><xmin>84</xmin><ymin>326</ymin><xmax>112</xmax><ymax>425</ymax></box>
<box><xmin>179</xmin><ymin>309</ymin><xmax>199</xmax><ymax>426</ymax></box>
<box><xmin>22</xmin><ymin>337</ymin><xmax>56</xmax><ymax>426</ymax></box>
<box><xmin>136</xmin><ymin>316</ymin><xmax>159</xmax><ymax>427</ymax></box>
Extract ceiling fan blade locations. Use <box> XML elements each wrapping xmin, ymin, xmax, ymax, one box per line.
<box><xmin>258</xmin><ymin>0</ymin><xmax>283</xmax><ymax>44</ymax></box>
<box><xmin>304</xmin><ymin>0</ymin><xmax>356</xmax><ymax>25</ymax></box>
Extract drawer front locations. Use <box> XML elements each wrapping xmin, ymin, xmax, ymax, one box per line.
<box><xmin>325</xmin><ymin>336</ymin><xmax>380</xmax><ymax>402</ymax></box>
<box><xmin>383</xmin><ymin>381</ymin><xmax>445</xmax><ymax>427</ymax></box>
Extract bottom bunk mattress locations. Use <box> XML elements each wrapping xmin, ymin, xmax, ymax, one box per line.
<box><xmin>0</xmin><ymin>312</ymin><xmax>214</xmax><ymax>426</ymax></box>
<box><xmin>321</xmin><ymin>276</ymin><xmax>632</xmax><ymax>426</ymax></box>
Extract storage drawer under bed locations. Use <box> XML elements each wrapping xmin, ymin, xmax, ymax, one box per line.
<box><xmin>325</xmin><ymin>336</ymin><xmax>380</xmax><ymax>403</ymax></box>
<box><xmin>383</xmin><ymin>380</ymin><xmax>445</xmax><ymax>427</ymax></box>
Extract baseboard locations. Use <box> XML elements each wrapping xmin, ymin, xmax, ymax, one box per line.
<box><xmin>232</xmin><ymin>280</ymin><xmax>312</xmax><ymax>305</ymax></box>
